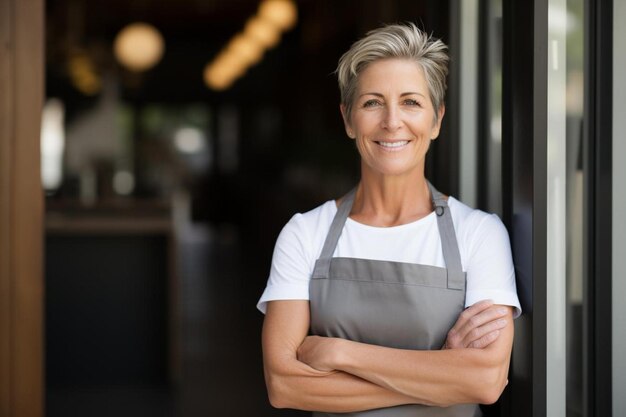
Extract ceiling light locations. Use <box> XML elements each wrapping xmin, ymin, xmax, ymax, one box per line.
<box><xmin>258</xmin><ymin>0</ymin><xmax>297</xmax><ymax>31</ymax></box>
<box><xmin>244</xmin><ymin>16</ymin><xmax>281</xmax><ymax>48</ymax></box>
<box><xmin>203</xmin><ymin>0</ymin><xmax>297</xmax><ymax>91</ymax></box>
<box><xmin>114</xmin><ymin>22</ymin><xmax>165</xmax><ymax>72</ymax></box>
<box><xmin>67</xmin><ymin>53</ymin><xmax>101</xmax><ymax>95</ymax></box>
<box><xmin>204</xmin><ymin>62</ymin><xmax>237</xmax><ymax>91</ymax></box>
<box><xmin>227</xmin><ymin>34</ymin><xmax>264</xmax><ymax>66</ymax></box>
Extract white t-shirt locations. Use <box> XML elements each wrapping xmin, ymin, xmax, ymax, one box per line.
<box><xmin>257</xmin><ymin>197</ymin><xmax>521</xmax><ymax>317</ymax></box>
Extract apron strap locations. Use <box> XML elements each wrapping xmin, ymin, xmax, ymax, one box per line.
<box><xmin>312</xmin><ymin>187</ymin><xmax>356</xmax><ymax>278</ymax></box>
<box><xmin>427</xmin><ymin>181</ymin><xmax>465</xmax><ymax>290</ymax></box>
<box><xmin>313</xmin><ymin>182</ymin><xmax>466</xmax><ymax>291</ymax></box>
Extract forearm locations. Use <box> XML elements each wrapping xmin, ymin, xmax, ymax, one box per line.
<box><xmin>262</xmin><ymin>300</ymin><xmax>416</xmax><ymax>412</ymax></box>
<box><xmin>296</xmin><ymin>304</ymin><xmax>514</xmax><ymax>407</ymax></box>
<box><xmin>304</xmin><ymin>307</ymin><xmax>515</xmax><ymax>407</ymax></box>
<box><xmin>264</xmin><ymin>357</ymin><xmax>416</xmax><ymax>412</ymax></box>
<box><xmin>332</xmin><ymin>340</ymin><xmax>510</xmax><ymax>407</ymax></box>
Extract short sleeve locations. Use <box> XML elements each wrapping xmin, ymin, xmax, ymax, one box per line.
<box><xmin>257</xmin><ymin>214</ymin><xmax>314</xmax><ymax>314</ymax></box>
<box><xmin>464</xmin><ymin>213</ymin><xmax>522</xmax><ymax>318</ymax></box>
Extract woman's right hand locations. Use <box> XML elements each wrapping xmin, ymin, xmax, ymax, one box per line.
<box><xmin>442</xmin><ymin>300</ymin><xmax>509</xmax><ymax>349</ymax></box>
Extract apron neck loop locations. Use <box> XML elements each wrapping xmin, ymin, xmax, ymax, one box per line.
<box><xmin>427</xmin><ymin>180</ymin><xmax>448</xmax><ymax>216</ymax></box>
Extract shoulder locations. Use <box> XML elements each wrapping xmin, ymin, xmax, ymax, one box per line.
<box><xmin>274</xmin><ymin>200</ymin><xmax>336</xmax><ymax>259</ymax></box>
<box><xmin>281</xmin><ymin>200</ymin><xmax>337</xmax><ymax>240</ymax></box>
<box><xmin>448</xmin><ymin>197</ymin><xmax>508</xmax><ymax>238</ymax></box>
<box><xmin>259</xmin><ymin>200</ymin><xmax>337</xmax><ymax>313</ymax></box>
<box><xmin>448</xmin><ymin>197</ymin><xmax>512</xmax><ymax>264</ymax></box>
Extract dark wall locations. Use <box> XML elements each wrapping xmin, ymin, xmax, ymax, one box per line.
<box><xmin>46</xmin><ymin>234</ymin><xmax>169</xmax><ymax>386</ymax></box>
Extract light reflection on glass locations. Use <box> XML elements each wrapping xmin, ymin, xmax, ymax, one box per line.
<box><xmin>486</xmin><ymin>0</ymin><xmax>503</xmax><ymax>216</ymax></box>
<box><xmin>565</xmin><ymin>0</ymin><xmax>584</xmax><ymax>416</ymax></box>
<box><xmin>41</xmin><ymin>98</ymin><xmax>66</xmax><ymax>192</ymax></box>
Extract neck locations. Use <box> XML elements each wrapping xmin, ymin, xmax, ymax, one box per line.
<box><xmin>351</xmin><ymin>165</ymin><xmax>433</xmax><ymax>227</ymax></box>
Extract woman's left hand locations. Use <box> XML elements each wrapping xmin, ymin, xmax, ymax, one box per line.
<box><xmin>297</xmin><ymin>335</ymin><xmax>341</xmax><ymax>372</ymax></box>
<box><xmin>442</xmin><ymin>300</ymin><xmax>510</xmax><ymax>349</ymax></box>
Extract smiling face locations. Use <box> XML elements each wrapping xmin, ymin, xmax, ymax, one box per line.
<box><xmin>342</xmin><ymin>58</ymin><xmax>444</xmax><ymax>179</ymax></box>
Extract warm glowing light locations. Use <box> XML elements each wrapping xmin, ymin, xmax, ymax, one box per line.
<box><xmin>203</xmin><ymin>41</ymin><xmax>262</xmax><ymax>91</ymax></box>
<box><xmin>227</xmin><ymin>34</ymin><xmax>264</xmax><ymax>66</ymax></box>
<box><xmin>114</xmin><ymin>22</ymin><xmax>165</xmax><ymax>71</ymax></box>
<box><xmin>258</xmin><ymin>0</ymin><xmax>297</xmax><ymax>31</ymax></box>
<box><xmin>203</xmin><ymin>0</ymin><xmax>297</xmax><ymax>91</ymax></box>
<box><xmin>244</xmin><ymin>16</ymin><xmax>281</xmax><ymax>48</ymax></box>
<box><xmin>67</xmin><ymin>53</ymin><xmax>102</xmax><ymax>95</ymax></box>
<box><xmin>217</xmin><ymin>52</ymin><xmax>248</xmax><ymax>76</ymax></box>
<box><xmin>204</xmin><ymin>62</ymin><xmax>236</xmax><ymax>91</ymax></box>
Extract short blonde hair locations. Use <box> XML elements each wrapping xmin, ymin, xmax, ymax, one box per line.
<box><xmin>336</xmin><ymin>23</ymin><xmax>449</xmax><ymax>121</ymax></box>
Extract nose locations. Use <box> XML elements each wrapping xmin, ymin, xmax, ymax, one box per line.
<box><xmin>381</xmin><ymin>105</ymin><xmax>401</xmax><ymax>131</ymax></box>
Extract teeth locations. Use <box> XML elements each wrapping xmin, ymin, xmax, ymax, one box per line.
<box><xmin>378</xmin><ymin>141</ymin><xmax>408</xmax><ymax>148</ymax></box>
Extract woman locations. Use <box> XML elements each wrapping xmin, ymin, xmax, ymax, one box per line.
<box><xmin>258</xmin><ymin>23</ymin><xmax>521</xmax><ymax>416</ymax></box>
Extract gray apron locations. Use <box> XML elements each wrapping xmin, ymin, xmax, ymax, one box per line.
<box><xmin>309</xmin><ymin>182</ymin><xmax>482</xmax><ymax>417</ymax></box>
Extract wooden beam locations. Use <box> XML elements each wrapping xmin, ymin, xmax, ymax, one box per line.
<box><xmin>0</xmin><ymin>0</ymin><xmax>44</xmax><ymax>416</ymax></box>
<box><xmin>0</xmin><ymin>0</ymin><xmax>15</xmax><ymax>413</ymax></box>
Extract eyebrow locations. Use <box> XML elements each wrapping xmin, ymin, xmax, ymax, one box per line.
<box><xmin>359</xmin><ymin>92</ymin><xmax>427</xmax><ymax>99</ymax></box>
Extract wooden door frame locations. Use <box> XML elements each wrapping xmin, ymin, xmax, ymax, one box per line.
<box><xmin>0</xmin><ymin>0</ymin><xmax>45</xmax><ymax>416</ymax></box>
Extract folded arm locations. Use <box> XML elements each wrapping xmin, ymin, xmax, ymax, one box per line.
<box><xmin>297</xmin><ymin>305</ymin><xmax>514</xmax><ymax>407</ymax></box>
<box><xmin>263</xmin><ymin>299</ymin><xmax>511</xmax><ymax>411</ymax></box>
<box><xmin>262</xmin><ymin>300</ymin><xmax>417</xmax><ymax>412</ymax></box>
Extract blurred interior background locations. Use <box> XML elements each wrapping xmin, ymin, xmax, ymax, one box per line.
<box><xmin>43</xmin><ymin>1</ymin><xmax>452</xmax><ymax>416</ymax></box>
<box><xmin>19</xmin><ymin>0</ymin><xmax>618</xmax><ymax>415</ymax></box>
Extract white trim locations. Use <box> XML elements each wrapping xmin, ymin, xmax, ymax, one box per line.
<box><xmin>546</xmin><ymin>1</ymin><xmax>567</xmax><ymax>416</ymax></box>
<box><xmin>613</xmin><ymin>1</ymin><xmax>626</xmax><ymax>415</ymax></box>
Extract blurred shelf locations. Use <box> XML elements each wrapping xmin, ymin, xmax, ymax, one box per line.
<box><xmin>46</xmin><ymin>198</ymin><xmax>173</xmax><ymax>235</ymax></box>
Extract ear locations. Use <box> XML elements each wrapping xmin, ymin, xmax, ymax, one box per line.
<box><xmin>340</xmin><ymin>104</ymin><xmax>355</xmax><ymax>139</ymax></box>
<box><xmin>431</xmin><ymin>106</ymin><xmax>446</xmax><ymax>139</ymax></box>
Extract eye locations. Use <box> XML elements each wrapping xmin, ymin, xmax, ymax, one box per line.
<box><xmin>403</xmin><ymin>98</ymin><xmax>421</xmax><ymax>106</ymax></box>
<box><xmin>362</xmin><ymin>99</ymin><xmax>382</xmax><ymax>108</ymax></box>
